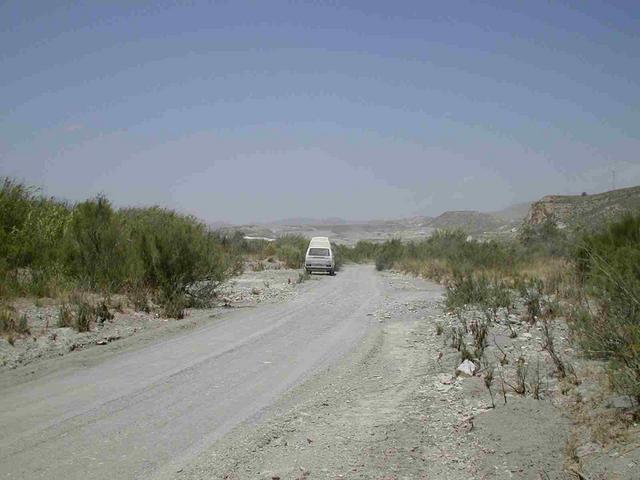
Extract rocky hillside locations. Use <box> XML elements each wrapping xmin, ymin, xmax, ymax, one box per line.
<box><xmin>525</xmin><ymin>185</ymin><xmax>640</xmax><ymax>229</ymax></box>
<box><xmin>428</xmin><ymin>210</ymin><xmax>503</xmax><ymax>233</ymax></box>
<box><xmin>491</xmin><ymin>202</ymin><xmax>532</xmax><ymax>223</ymax></box>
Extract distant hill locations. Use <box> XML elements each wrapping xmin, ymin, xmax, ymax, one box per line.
<box><xmin>525</xmin><ymin>185</ymin><xmax>640</xmax><ymax>230</ymax></box>
<box><xmin>427</xmin><ymin>210</ymin><xmax>502</xmax><ymax>233</ymax></box>
<box><xmin>209</xmin><ymin>221</ymin><xmax>233</xmax><ymax>230</ymax></box>
<box><xmin>491</xmin><ymin>202</ymin><xmax>532</xmax><ymax>223</ymax></box>
<box><xmin>216</xmin><ymin>224</ymin><xmax>276</xmax><ymax>238</ymax></box>
<box><xmin>270</xmin><ymin>217</ymin><xmax>351</xmax><ymax>226</ymax></box>
<box><xmin>410</xmin><ymin>201</ymin><xmax>531</xmax><ymax>234</ymax></box>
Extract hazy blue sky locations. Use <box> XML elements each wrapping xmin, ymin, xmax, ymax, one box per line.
<box><xmin>1</xmin><ymin>1</ymin><xmax>639</xmax><ymax>223</ymax></box>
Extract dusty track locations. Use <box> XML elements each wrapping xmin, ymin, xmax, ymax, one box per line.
<box><xmin>1</xmin><ymin>266</ymin><xmax>579</xmax><ymax>480</ymax></box>
<box><xmin>0</xmin><ymin>266</ymin><xmax>384</xmax><ymax>479</ymax></box>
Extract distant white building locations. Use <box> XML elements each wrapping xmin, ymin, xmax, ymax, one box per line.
<box><xmin>243</xmin><ymin>236</ymin><xmax>275</xmax><ymax>242</ymax></box>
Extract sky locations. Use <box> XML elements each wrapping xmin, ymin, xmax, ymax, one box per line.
<box><xmin>1</xmin><ymin>1</ymin><xmax>639</xmax><ymax>224</ymax></box>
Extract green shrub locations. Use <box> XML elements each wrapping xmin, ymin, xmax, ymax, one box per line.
<box><xmin>274</xmin><ymin>235</ymin><xmax>307</xmax><ymax>268</ymax></box>
<box><xmin>570</xmin><ymin>214</ymin><xmax>640</xmax><ymax>401</ymax></box>
<box><xmin>161</xmin><ymin>293</ymin><xmax>186</xmax><ymax>319</ymax></box>
<box><xmin>375</xmin><ymin>239</ymin><xmax>404</xmax><ymax>271</ymax></box>
<box><xmin>75</xmin><ymin>299</ymin><xmax>93</xmax><ymax>333</ymax></box>
<box><xmin>519</xmin><ymin>278</ymin><xmax>544</xmax><ymax>323</ymax></box>
<box><xmin>0</xmin><ymin>178</ymin><xmax>71</xmax><ymax>296</ymax></box>
<box><xmin>445</xmin><ymin>270</ymin><xmax>490</xmax><ymax>310</ymax></box>
<box><xmin>14</xmin><ymin>313</ymin><xmax>30</xmax><ymax>335</ymax></box>
<box><xmin>519</xmin><ymin>217</ymin><xmax>569</xmax><ymax>257</ymax></box>
<box><xmin>483</xmin><ymin>280</ymin><xmax>513</xmax><ymax>321</ymax></box>
<box><xmin>63</xmin><ymin>196</ymin><xmax>127</xmax><ymax>291</ymax></box>
<box><xmin>0</xmin><ymin>178</ymin><xmax>237</xmax><ymax>315</ymax></box>
<box><xmin>124</xmin><ymin>207</ymin><xmax>230</xmax><ymax>305</ymax></box>
<box><xmin>370</xmin><ymin>230</ymin><xmax>523</xmax><ymax>275</ymax></box>
<box><xmin>335</xmin><ymin>241</ymin><xmax>381</xmax><ymax>264</ymax></box>
<box><xmin>56</xmin><ymin>295</ymin><xmax>95</xmax><ymax>332</ymax></box>
<box><xmin>0</xmin><ymin>178</ymin><xmax>37</xmax><ymax>266</ymax></box>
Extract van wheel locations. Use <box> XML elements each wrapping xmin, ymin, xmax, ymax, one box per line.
<box><xmin>330</xmin><ymin>269</ymin><xmax>335</xmax><ymax>276</ymax></box>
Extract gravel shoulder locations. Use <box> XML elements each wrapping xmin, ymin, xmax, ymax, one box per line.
<box><xmin>0</xmin><ymin>263</ymin><xmax>304</xmax><ymax>382</ymax></box>
<box><xmin>166</xmin><ymin>271</ymin><xmax>573</xmax><ymax>480</ymax></box>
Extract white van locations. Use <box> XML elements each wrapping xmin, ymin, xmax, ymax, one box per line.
<box><xmin>304</xmin><ymin>237</ymin><xmax>335</xmax><ymax>275</ymax></box>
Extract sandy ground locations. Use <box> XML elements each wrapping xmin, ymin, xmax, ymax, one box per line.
<box><xmin>163</xmin><ymin>271</ymin><xmax>639</xmax><ymax>480</ymax></box>
<box><xmin>1</xmin><ymin>267</ymin><xmax>637</xmax><ymax>479</ymax></box>
<box><xmin>1</xmin><ymin>266</ymin><xmax>382</xmax><ymax>479</ymax></box>
<box><xmin>162</xmin><ymin>273</ymin><xmax>559</xmax><ymax>479</ymax></box>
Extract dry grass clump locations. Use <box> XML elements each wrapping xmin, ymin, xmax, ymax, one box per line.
<box><xmin>56</xmin><ymin>292</ymin><xmax>115</xmax><ymax>332</ymax></box>
<box><xmin>399</xmin><ymin>258</ymin><xmax>451</xmax><ymax>283</ymax></box>
<box><xmin>57</xmin><ymin>302</ymin><xmax>74</xmax><ymax>328</ymax></box>
<box><xmin>517</xmin><ymin>257</ymin><xmax>574</xmax><ymax>295</ymax></box>
<box><xmin>0</xmin><ymin>303</ymin><xmax>30</xmax><ymax>343</ymax></box>
<box><xmin>570</xmin><ymin>392</ymin><xmax>639</xmax><ymax>448</ymax></box>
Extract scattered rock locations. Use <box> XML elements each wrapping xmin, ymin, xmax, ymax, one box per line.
<box><xmin>606</xmin><ymin>395</ymin><xmax>635</xmax><ymax>410</ymax></box>
<box><xmin>456</xmin><ymin>359</ymin><xmax>477</xmax><ymax>377</ymax></box>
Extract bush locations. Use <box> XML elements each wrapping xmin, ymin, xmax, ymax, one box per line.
<box><xmin>0</xmin><ymin>178</ymin><xmax>71</xmax><ymax>296</ymax></box>
<box><xmin>519</xmin><ymin>217</ymin><xmax>569</xmax><ymax>257</ymax></box>
<box><xmin>570</xmin><ymin>214</ymin><xmax>640</xmax><ymax>401</ymax></box>
<box><xmin>375</xmin><ymin>239</ymin><xmax>404</xmax><ymax>271</ymax></box>
<box><xmin>519</xmin><ymin>278</ymin><xmax>544</xmax><ymax>323</ymax></box>
<box><xmin>75</xmin><ymin>298</ymin><xmax>94</xmax><ymax>333</ymax></box>
<box><xmin>0</xmin><ymin>304</ymin><xmax>29</xmax><ymax>336</ymax></box>
<box><xmin>161</xmin><ymin>293</ymin><xmax>186</xmax><ymax>319</ymax></box>
<box><xmin>371</xmin><ymin>230</ymin><xmax>522</xmax><ymax>276</ymax></box>
<box><xmin>123</xmin><ymin>207</ymin><xmax>231</xmax><ymax>312</ymax></box>
<box><xmin>274</xmin><ymin>235</ymin><xmax>307</xmax><ymax>269</ymax></box>
<box><xmin>57</xmin><ymin>303</ymin><xmax>74</xmax><ymax>328</ymax></box>
<box><xmin>445</xmin><ymin>270</ymin><xmax>490</xmax><ymax>310</ymax></box>
<box><xmin>483</xmin><ymin>280</ymin><xmax>513</xmax><ymax>321</ymax></box>
<box><xmin>335</xmin><ymin>241</ymin><xmax>381</xmax><ymax>264</ymax></box>
<box><xmin>0</xmin><ymin>178</ymin><xmax>237</xmax><ymax>319</ymax></box>
<box><xmin>63</xmin><ymin>196</ymin><xmax>127</xmax><ymax>291</ymax></box>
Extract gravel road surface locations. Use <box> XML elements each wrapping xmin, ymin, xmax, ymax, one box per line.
<box><xmin>1</xmin><ymin>265</ymin><xmax>592</xmax><ymax>480</ymax></box>
<box><xmin>0</xmin><ymin>266</ymin><xmax>383</xmax><ymax>479</ymax></box>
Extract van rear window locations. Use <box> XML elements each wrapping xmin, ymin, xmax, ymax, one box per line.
<box><xmin>308</xmin><ymin>248</ymin><xmax>330</xmax><ymax>256</ymax></box>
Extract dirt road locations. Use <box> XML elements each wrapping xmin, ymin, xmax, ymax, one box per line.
<box><xmin>1</xmin><ymin>265</ymin><xmax>579</xmax><ymax>480</ymax></box>
<box><xmin>0</xmin><ymin>265</ymin><xmax>387</xmax><ymax>479</ymax></box>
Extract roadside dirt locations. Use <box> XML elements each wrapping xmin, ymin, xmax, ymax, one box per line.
<box><xmin>0</xmin><ymin>262</ymin><xmax>303</xmax><ymax>372</ymax></box>
<box><xmin>169</xmin><ymin>271</ymin><xmax>585</xmax><ymax>480</ymax></box>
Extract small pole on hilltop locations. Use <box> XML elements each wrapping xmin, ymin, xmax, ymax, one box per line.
<box><xmin>611</xmin><ymin>169</ymin><xmax>616</xmax><ymax>190</ymax></box>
